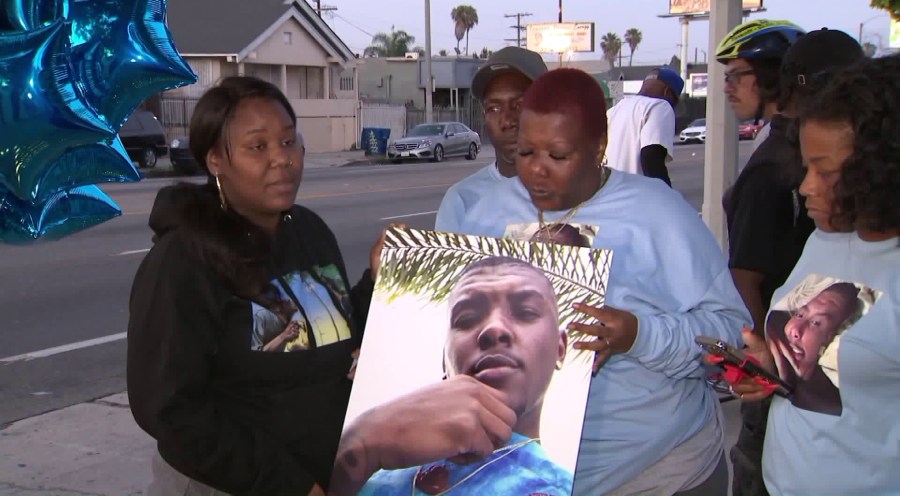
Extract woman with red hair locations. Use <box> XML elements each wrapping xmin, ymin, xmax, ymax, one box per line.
<box><xmin>446</xmin><ymin>68</ymin><xmax>750</xmax><ymax>495</ymax></box>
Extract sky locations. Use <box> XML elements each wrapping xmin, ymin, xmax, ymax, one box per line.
<box><xmin>312</xmin><ymin>0</ymin><xmax>894</xmax><ymax>65</ymax></box>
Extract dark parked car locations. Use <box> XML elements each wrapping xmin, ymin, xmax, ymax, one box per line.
<box><xmin>387</xmin><ymin>122</ymin><xmax>480</xmax><ymax>163</ymax></box>
<box><xmin>169</xmin><ymin>136</ymin><xmax>200</xmax><ymax>175</ymax></box>
<box><xmin>119</xmin><ymin>109</ymin><xmax>168</xmax><ymax>168</ymax></box>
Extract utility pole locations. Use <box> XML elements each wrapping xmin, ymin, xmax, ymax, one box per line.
<box><xmin>557</xmin><ymin>0</ymin><xmax>563</xmax><ymax>66</ymax></box>
<box><xmin>313</xmin><ymin>1</ymin><xmax>337</xmax><ymax>17</ymax></box>
<box><xmin>424</xmin><ymin>0</ymin><xmax>433</xmax><ymax>123</ymax></box>
<box><xmin>504</xmin><ymin>12</ymin><xmax>532</xmax><ymax>47</ymax></box>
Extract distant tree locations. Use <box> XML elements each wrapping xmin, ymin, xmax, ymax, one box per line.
<box><xmin>624</xmin><ymin>28</ymin><xmax>642</xmax><ymax>66</ymax></box>
<box><xmin>480</xmin><ymin>47</ymin><xmax>492</xmax><ymax>59</ymax></box>
<box><xmin>601</xmin><ymin>32</ymin><xmax>623</xmax><ymax>68</ymax></box>
<box><xmin>438</xmin><ymin>49</ymin><xmax>448</xmax><ymax>56</ymax></box>
<box><xmin>450</xmin><ymin>5</ymin><xmax>479</xmax><ymax>56</ymax></box>
<box><xmin>870</xmin><ymin>0</ymin><xmax>899</xmax><ymax>20</ymax></box>
<box><xmin>364</xmin><ymin>27</ymin><xmax>421</xmax><ymax>57</ymax></box>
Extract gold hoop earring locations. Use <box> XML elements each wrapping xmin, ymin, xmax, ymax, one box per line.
<box><xmin>215</xmin><ymin>174</ymin><xmax>227</xmax><ymax>211</ymax></box>
<box><xmin>555</xmin><ymin>359</ymin><xmax>564</xmax><ymax>371</ymax></box>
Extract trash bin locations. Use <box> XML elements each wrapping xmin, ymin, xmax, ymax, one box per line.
<box><xmin>361</xmin><ymin>127</ymin><xmax>391</xmax><ymax>156</ymax></box>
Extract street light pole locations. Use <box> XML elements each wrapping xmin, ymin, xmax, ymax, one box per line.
<box><xmin>424</xmin><ymin>0</ymin><xmax>433</xmax><ymax>123</ymax></box>
<box><xmin>858</xmin><ymin>14</ymin><xmax>888</xmax><ymax>43</ymax></box>
<box><xmin>557</xmin><ymin>0</ymin><xmax>563</xmax><ymax>66</ymax></box>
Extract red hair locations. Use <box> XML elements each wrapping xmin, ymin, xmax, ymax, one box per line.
<box><xmin>521</xmin><ymin>68</ymin><xmax>608</xmax><ymax>144</ymax></box>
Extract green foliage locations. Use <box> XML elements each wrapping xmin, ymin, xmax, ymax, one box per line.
<box><xmin>870</xmin><ymin>0</ymin><xmax>900</xmax><ymax>20</ymax></box>
<box><xmin>450</xmin><ymin>4</ymin><xmax>479</xmax><ymax>55</ymax></box>
<box><xmin>624</xmin><ymin>28</ymin><xmax>643</xmax><ymax>66</ymax></box>
<box><xmin>601</xmin><ymin>32</ymin><xmax>623</xmax><ymax>68</ymax></box>
<box><xmin>364</xmin><ymin>28</ymin><xmax>422</xmax><ymax>57</ymax></box>
<box><xmin>375</xmin><ymin>227</ymin><xmax>613</xmax><ymax>349</ymax></box>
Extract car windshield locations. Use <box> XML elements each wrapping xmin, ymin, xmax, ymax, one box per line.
<box><xmin>408</xmin><ymin>124</ymin><xmax>445</xmax><ymax>137</ymax></box>
<box><xmin>689</xmin><ymin>119</ymin><xmax>706</xmax><ymax>127</ymax></box>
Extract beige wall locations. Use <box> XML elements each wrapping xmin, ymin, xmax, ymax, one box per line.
<box><xmin>251</xmin><ymin>18</ymin><xmax>328</xmax><ymax>67</ymax></box>
<box><xmin>292</xmin><ymin>99</ymin><xmax>358</xmax><ymax>152</ymax></box>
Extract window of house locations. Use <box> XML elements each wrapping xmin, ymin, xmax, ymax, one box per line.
<box><xmin>283</xmin><ymin>31</ymin><xmax>292</xmax><ymax>45</ymax></box>
<box><xmin>340</xmin><ymin>76</ymin><xmax>354</xmax><ymax>91</ymax></box>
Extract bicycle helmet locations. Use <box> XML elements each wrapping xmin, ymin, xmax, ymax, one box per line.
<box><xmin>716</xmin><ymin>19</ymin><xmax>805</xmax><ymax>63</ymax></box>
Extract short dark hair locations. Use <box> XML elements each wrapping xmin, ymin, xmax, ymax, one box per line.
<box><xmin>746</xmin><ymin>57</ymin><xmax>782</xmax><ymax>112</ymax></box>
<box><xmin>522</xmin><ymin>68</ymin><xmax>608</xmax><ymax>146</ymax></box>
<box><xmin>799</xmin><ymin>54</ymin><xmax>900</xmax><ymax>235</ymax></box>
<box><xmin>189</xmin><ymin>76</ymin><xmax>297</xmax><ymax>174</ymax></box>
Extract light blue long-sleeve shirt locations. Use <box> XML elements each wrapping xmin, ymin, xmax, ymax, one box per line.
<box><xmin>439</xmin><ymin>169</ymin><xmax>749</xmax><ymax>494</ymax></box>
<box><xmin>435</xmin><ymin>162</ymin><xmax>513</xmax><ymax>233</ymax></box>
<box><xmin>763</xmin><ymin>230</ymin><xmax>900</xmax><ymax>495</ymax></box>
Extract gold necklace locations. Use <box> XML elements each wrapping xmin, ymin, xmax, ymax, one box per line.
<box><xmin>411</xmin><ymin>438</ymin><xmax>539</xmax><ymax>495</ymax></box>
<box><xmin>536</xmin><ymin>166</ymin><xmax>610</xmax><ymax>243</ymax></box>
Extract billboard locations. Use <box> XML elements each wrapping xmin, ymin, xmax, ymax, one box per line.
<box><xmin>526</xmin><ymin>22</ymin><xmax>595</xmax><ymax>53</ymax></box>
<box><xmin>689</xmin><ymin>73</ymin><xmax>708</xmax><ymax>97</ymax></box>
<box><xmin>669</xmin><ymin>0</ymin><xmax>762</xmax><ymax>15</ymax></box>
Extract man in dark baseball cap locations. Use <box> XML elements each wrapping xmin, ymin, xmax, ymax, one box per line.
<box><xmin>470</xmin><ymin>46</ymin><xmax>549</xmax><ymax>101</ymax></box>
<box><xmin>435</xmin><ymin>47</ymin><xmax>548</xmax><ymax>232</ymax></box>
<box><xmin>778</xmin><ymin>28</ymin><xmax>864</xmax><ymax>112</ymax></box>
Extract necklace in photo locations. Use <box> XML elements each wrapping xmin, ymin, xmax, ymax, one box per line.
<box><xmin>412</xmin><ymin>437</ymin><xmax>539</xmax><ymax>495</ymax></box>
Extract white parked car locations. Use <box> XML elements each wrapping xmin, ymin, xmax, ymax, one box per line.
<box><xmin>678</xmin><ymin>118</ymin><xmax>707</xmax><ymax>144</ymax></box>
<box><xmin>387</xmin><ymin>122</ymin><xmax>481</xmax><ymax>163</ymax></box>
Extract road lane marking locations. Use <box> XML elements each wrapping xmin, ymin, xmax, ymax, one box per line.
<box><xmin>122</xmin><ymin>182</ymin><xmax>456</xmax><ymax>216</ymax></box>
<box><xmin>0</xmin><ymin>332</ymin><xmax>127</xmax><ymax>364</ymax></box>
<box><xmin>117</xmin><ymin>248</ymin><xmax>151</xmax><ymax>256</ymax></box>
<box><xmin>381</xmin><ymin>210</ymin><xmax>438</xmax><ymax>220</ymax></box>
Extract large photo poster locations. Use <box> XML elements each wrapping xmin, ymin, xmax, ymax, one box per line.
<box><xmin>341</xmin><ymin>227</ymin><xmax>613</xmax><ymax>495</ymax></box>
<box><xmin>766</xmin><ymin>273</ymin><xmax>881</xmax><ymax>416</ymax></box>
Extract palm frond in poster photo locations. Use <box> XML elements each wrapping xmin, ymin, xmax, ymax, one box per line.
<box><xmin>341</xmin><ymin>227</ymin><xmax>614</xmax><ymax>494</ymax></box>
<box><xmin>376</xmin><ymin>226</ymin><xmax>613</xmax><ymax>346</ymax></box>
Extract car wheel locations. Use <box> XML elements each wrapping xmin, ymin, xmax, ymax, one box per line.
<box><xmin>431</xmin><ymin>144</ymin><xmax>444</xmax><ymax>163</ymax></box>
<box><xmin>465</xmin><ymin>143</ymin><xmax>478</xmax><ymax>160</ymax></box>
<box><xmin>140</xmin><ymin>147</ymin><xmax>157</xmax><ymax>168</ymax></box>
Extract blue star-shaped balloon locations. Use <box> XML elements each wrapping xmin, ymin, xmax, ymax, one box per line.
<box><xmin>0</xmin><ymin>20</ymin><xmax>115</xmax><ymax>202</ymax></box>
<box><xmin>68</xmin><ymin>0</ymin><xmax>197</xmax><ymax>130</ymax></box>
<box><xmin>0</xmin><ymin>0</ymin><xmax>196</xmax><ymax>243</ymax></box>
<box><xmin>0</xmin><ymin>182</ymin><xmax>120</xmax><ymax>244</ymax></box>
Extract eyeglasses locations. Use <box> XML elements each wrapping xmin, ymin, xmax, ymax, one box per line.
<box><xmin>724</xmin><ymin>68</ymin><xmax>755</xmax><ymax>86</ymax></box>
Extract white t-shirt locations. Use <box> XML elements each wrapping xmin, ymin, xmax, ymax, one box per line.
<box><xmin>605</xmin><ymin>95</ymin><xmax>676</xmax><ymax>176</ymax></box>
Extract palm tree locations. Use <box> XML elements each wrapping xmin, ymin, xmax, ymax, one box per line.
<box><xmin>600</xmin><ymin>32</ymin><xmax>623</xmax><ymax>68</ymax></box>
<box><xmin>450</xmin><ymin>5</ymin><xmax>479</xmax><ymax>56</ymax></box>
<box><xmin>363</xmin><ymin>28</ymin><xmax>421</xmax><ymax>57</ymax></box>
<box><xmin>624</xmin><ymin>28</ymin><xmax>642</xmax><ymax>66</ymax></box>
<box><xmin>375</xmin><ymin>227</ymin><xmax>613</xmax><ymax>359</ymax></box>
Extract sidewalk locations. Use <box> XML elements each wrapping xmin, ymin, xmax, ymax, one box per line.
<box><xmin>0</xmin><ymin>393</ymin><xmax>153</xmax><ymax>495</ymax></box>
<box><xmin>141</xmin><ymin>148</ymin><xmax>371</xmax><ymax>179</ymax></box>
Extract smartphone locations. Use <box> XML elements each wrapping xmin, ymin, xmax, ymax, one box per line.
<box><xmin>695</xmin><ymin>336</ymin><xmax>793</xmax><ymax>398</ymax></box>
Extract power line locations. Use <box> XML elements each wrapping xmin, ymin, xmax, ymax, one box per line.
<box><xmin>504</xmin><ymin>12</ymin><xmax>532</xmax><ymax>48</ymax></box>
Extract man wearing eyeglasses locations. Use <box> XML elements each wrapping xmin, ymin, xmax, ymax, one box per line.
<box><xmin>604</xmin><ymin>67</ymin><xmax>683</xmax><ymax>187</ymax></box>
<box><xmin>716</xmin><ymin>19</ymin><xmax>815</xmax><ymax>496</ymax></box>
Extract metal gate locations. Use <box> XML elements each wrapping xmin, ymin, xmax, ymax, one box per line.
<box><xmin>359</xmin><ymin>103</ymin><xmax>407</xmax><ymax>145</ymax></box>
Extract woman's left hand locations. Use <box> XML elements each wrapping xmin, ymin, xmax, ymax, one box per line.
<box><xmin>568</xmin><ymin>302</ymin><xmax>639</xmax><ymax>373</ymax></box>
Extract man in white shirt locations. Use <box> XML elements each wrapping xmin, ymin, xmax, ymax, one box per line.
<box><xmin>604</xmin><ymin>67</ymin><xmax>683</xmax><ymax>186</ymax></box>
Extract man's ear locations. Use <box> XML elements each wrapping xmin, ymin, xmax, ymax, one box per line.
<box><xmin>596</xmin><ymin>134</ymin><xmax>609</xmax><ymax>165</ymax></box>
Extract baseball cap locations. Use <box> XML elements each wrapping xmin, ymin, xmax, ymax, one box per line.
<box><xmin>781</xmin><ymin>28</ymin><xmax>863</xmax><ymax>88</ymax></box>
<box><xmin>471</xmin><ymin>47</ymin><xmax>548</xmax><ymax>101</ymax></box>
<box><xmin>645</xmin><ymin>66</ymin><xmax>685</xmax><ymax>95</ymax></box>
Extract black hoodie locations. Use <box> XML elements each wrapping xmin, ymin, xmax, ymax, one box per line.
<box><xmin>127</xmin><ymin>184</ymin><xmax>373</xmax><ymax>495</ymax></box>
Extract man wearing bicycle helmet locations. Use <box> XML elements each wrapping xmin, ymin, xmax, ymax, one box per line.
<box><xmin>717</xmin><ymin>21</ymin><xmax>863</xmax><ymax>496</ymax></box>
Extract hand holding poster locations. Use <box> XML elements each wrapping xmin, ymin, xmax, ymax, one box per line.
<box><xmin>331</xmin><ymin>227</ymin><xmax>613</xmax><ymax>495</ymax></box>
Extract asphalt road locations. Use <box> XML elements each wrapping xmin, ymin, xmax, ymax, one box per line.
<box><xmin>0</xmin><ymin>142</ymin><xmax>753</xmax><ymax>425</ymax></box>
